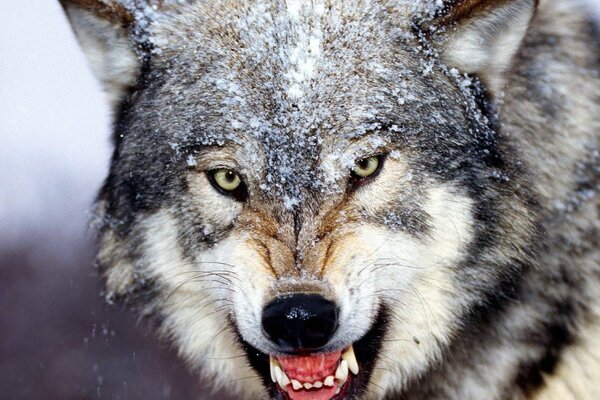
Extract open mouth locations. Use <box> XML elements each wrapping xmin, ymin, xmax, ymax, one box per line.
<box><xmin>239</xmin><ymin>307</ymin><xmax>388</xmax><ymax>400</ymax></box>
<box><xmin>270</xmin><ymin>345</ymin><xmax>358</xmax><ymax>400</ymax></box>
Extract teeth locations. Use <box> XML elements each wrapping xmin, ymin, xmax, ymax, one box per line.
<box><xmin>275</xmin><ymin>365</ymin><xmax>292</xmax><ymax>389</ymax></box>
<box><xmin>270</xmin><ymin>356</ymin><xmax>290</xmax><ymax>389</ymax></box>
<box><xmin>278</xmin><ymin>371</ymin><xmax>290</xmax><ymax>388</ymax></box>
<box><xmin>335</xmin><ymin>360</ymin><xmax>349</xmax><ymax>385</ymax></box>
<box><xmin>335</xmin><ymin>387</ymin><xmax>341</xmax><ymax>395</ymax></box>
<box><xmin>342</xmin><ymin>345</ymin><xmax>359</xmax><ymax>375</ymax></box>
<box><xmin>270</xmin><ymin>347</ymin><xmax>358</xmax><ymax>393</ymax></box>
<box><xmin>291</xmin><ymin>379</ymin><xmax>303</xmax><ymax>391</ymax></box>
<box><xmin>269</xmin><ymin>356</ymin><xmax>277</xmax><ymax>383</ymax></box>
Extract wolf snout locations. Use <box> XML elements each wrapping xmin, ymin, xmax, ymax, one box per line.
<box><xmin>261</xmin><ymin>294</ymin><xmax>339</xmax><ymax>353</ymax></box>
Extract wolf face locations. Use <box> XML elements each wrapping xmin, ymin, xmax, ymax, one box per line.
<box><xmin>61</xmin><ymin>0</ymin><xmax>600</xmax><ymax>399</ymax></box>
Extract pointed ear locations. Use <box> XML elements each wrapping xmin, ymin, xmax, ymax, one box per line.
<box><xmin>60</xmin><ymin>0</ymin><xmax>140</xmax><ymax>108</ymax></box>
<box><xmin>434</xmin><ymin>0</ymin><xmax>538</xmax><ymax>95</ymax></box>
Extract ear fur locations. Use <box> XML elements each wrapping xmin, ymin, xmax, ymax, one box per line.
<box><xmin>435</xmin><ymin>0</ymin><xmax>538</xmax><ymax>95</ymax></box>
<box><xmin>60</xmin><ymin>0</ymin><xmax>140</xmax><ymax>108</ymax></box>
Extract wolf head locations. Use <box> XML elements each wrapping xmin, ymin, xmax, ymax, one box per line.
<box><xmin>62</xmin><ymin>0</ymin><xmax>539</xmax><ymax>398</ymax></box>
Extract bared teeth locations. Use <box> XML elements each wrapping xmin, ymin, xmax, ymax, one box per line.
<box><xmin>335</xmin><ymin>360</ymin><xmax>349</xmax><ymax>385</ymax></box>
<box><xmin>270</xmin><ymin>356</ymin><xmax>291</xmax><ymax>389</ymax></box>
<box><xmin>270</xmin><ymin>346</ymin><xmax>359</xmax><ymax>393</ymax></box>
<box><xmin>324</xmin><ymin>375</ymin><xmax>335</xmax><ymax>387</ymax></box>
<box><xmin>277</xmin><ymin>370</ymin><xmax>290</xmax><ymax>389</ymax></box>
<box><xmin>270</xmin><ymin>356</ymin><xmax>278</xmax><ymax>383</ymax></box>
<box><xmin>275</xmin><ymin>367</ymin><xmax>284</xmax><ymax>385</ymax></box>
<box><xmin>291</xmin><ymin>379</ymin><xmax>303</xmax><ymax>391</ymax></box>
<box><xmin>341</xmin><ymin>345</ymin><xmax>359</xmax><ymax>375</ymax></box>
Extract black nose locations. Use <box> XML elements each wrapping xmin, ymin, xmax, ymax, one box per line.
<box><xmin>261</xmin><ymin>294</ymin><xmax>339</xmax><ymax>352</ymax></box>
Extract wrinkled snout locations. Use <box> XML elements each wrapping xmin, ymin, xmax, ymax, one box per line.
<box><xmin>261</xmin><ymin>294</ymin><xmax>339</xmax><ymax>353</ymax></box>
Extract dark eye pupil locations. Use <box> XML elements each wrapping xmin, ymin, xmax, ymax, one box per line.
<box><xmin>224</xmin><ymin>171</ymin><xmax>236</xmax><ymax>182</ymax></box>
<box><xmin>357</xmin><ymin>159</ymin><xmax>370</xmax><ymax>169</ymax></box>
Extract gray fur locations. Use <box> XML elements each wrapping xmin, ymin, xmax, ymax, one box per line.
<box><xmin>61</xmin><ymin>0</ymin><xmax>600</xmax><ymax>399</ymax></box>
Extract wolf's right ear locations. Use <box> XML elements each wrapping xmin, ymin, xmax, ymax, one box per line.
<box><xmin>60</xmin><ymin>0</ymin><xmax>139</xmax><ymax>107</ymax></box>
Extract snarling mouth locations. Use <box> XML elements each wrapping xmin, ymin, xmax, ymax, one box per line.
<box><xmin>270</xmin><ymin>346</ymin><xmax>358</xmax><ymax>400</ymax></box>
<box><xmin>239</xmin><ymin>308</ymin><xmax>388</xmax><ymax>400</ymax></box>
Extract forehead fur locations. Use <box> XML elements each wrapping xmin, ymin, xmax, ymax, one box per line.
<box><xmin>113</xmin><ymin>0</ymin><xmax>484</xmax><ymax>208</ymax></box>
<box><xmin>147</xmin><ymin>0</ymin><xmax>456</xmax><ymax>135</ymax></box>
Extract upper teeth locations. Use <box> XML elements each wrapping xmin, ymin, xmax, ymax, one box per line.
<box><xmin>324</xmin><ymin>375</ymin><xmax>335</xmax><ymax>387</ymax></box>
<box><xmin>270</xmin><ymin>357</ymin><xmax>291</xmax><ymax>389</ymax></box>
<box><xmin>291</xmin><ymin>379</ymin><xmax>303</xmax><ymax>390</ymax></box>
<box><xmin>341</xmin><ymin>345</ymin><xmax>359</xmax><ymax>375</ymax></box>
<box><xmin>269</xmin><ymin>345</ymin><xmax>360</xmax><ymax>393</ymax></box>
<box><xmin>335</xmin><ymin>360</ymin><xmax>349</xmax><ymax>385</ymax></box>
<box><xmin>270</xmin><ymin>356</ymin><xmax>277</xmax><ymax>383</ymax></box>
<box><xmin>273</xmin><ymin>360</ymin><xmax>296</xmax><ymax>391</ymax></box>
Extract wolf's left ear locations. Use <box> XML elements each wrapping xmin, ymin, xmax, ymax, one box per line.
<box><xmin>60</xmin><ymin>0</ymin><xmax>140</xmax><ymax>107</ymax></box>
<box><xmin>431</xmin><ymin>0</ymin><xmax>538</xmax><ymax>95</ymax></box>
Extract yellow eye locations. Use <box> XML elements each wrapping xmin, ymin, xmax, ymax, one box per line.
<box><xmin>211</xmin><ymin>169</ymin><xmax>242</xmax><ymax>191</ymax></box>
<box><xmin>353</xmin><ymin>156</ymin><xmax>380</xmax><ymax>178</ymax></box>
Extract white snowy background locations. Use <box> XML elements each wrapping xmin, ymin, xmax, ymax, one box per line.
<box><xmin>0</xmin><ymin>0</ymin><xmax>598</xmax><ymax>399</ymax></box>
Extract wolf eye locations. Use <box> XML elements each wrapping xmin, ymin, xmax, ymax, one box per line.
<box><xmin>352</xmin><ymin>155</ymin><xmax>381</xmax><ymax>179</ymax></box>
<box><xmin>213</xmin><ymin>169</ymin><xmax>241</xmax><ymax>190</ymax></box>
<box><xmin>207</xmin><ymin>169</ymin><xmax>248</xmax><ymax>201</ymax></box>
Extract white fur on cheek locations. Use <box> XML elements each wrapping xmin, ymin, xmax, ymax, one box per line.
<box><xmin>371</xmin><ymin>186</ymin><xmax>474</xmax><ymax>395</ymax></box>
<box><xmin>140</xmin><ymin>211</ymin><xmax>264</xmax><ymax>398</ymax></box>
<box><xmin>328</xmin><ymin>185</ymin><xmax>475</xmax><ymax>396</ymax></box>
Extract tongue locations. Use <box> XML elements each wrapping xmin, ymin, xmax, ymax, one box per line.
<box><xmin>286</xmin><ymin>385</ymin><xmax>337</xmax><ymax>400</ymax></box>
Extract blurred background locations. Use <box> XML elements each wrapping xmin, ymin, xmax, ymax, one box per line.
<box><xmin>0</xmin><ymin>1</ymin><xmax>207</xmax><ymax>399</ymax></box>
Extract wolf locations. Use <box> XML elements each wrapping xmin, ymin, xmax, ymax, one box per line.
<box><xmin>59</xmin><ymin>0</ymin><xmax>600</xmax><ymax>398</ymax></box>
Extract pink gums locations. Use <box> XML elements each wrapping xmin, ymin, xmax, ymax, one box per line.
<box><xmin>277</xmin><ymin>351</ymin><xmax>343</xmax><ymax>400</ymax></box>
<box><xmin>277</xmin><ymin>351</ymin><xmax>342</xmax><ymax>382</ymax></box>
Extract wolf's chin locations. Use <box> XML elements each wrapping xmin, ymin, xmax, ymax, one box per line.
<box><xmin>237</xmin><ymin>307</ymin><xmax>388</xmax><ymax>400</ymax></box>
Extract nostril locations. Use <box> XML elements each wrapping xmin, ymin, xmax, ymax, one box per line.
<box><xmin>261</xmin><ymin>294</ymin><xmax>339</xmax><ymax>353</ymax></box>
